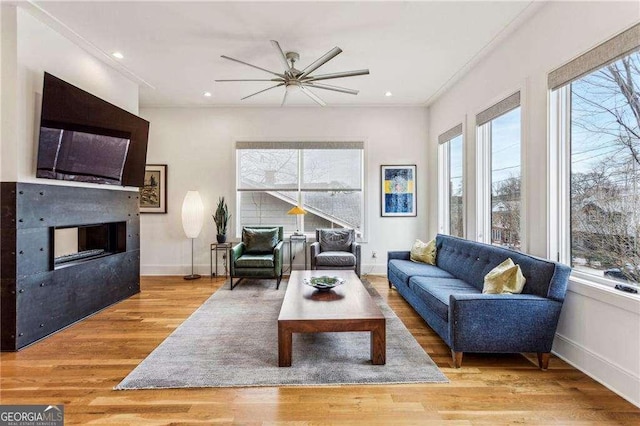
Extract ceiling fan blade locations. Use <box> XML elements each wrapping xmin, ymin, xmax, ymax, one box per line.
<box><xmin>303</xmin><ymin>82</ymin><xmax>359</xmax><ymax>95</ymax></box>
<box><xmin>303</xmin><ymin>69</ymin><xmax>370</xmax><ymax>82</ymax></box>
<box><xmin>215</xmin><ymin>79</ymin><xmax>283</xmax><ymax>82</ymax></box>
<box><xmin>221</xmin><ymin>55</ymin><xmax>285</xmax><ymax>78</ymax></box>
<box><xmin>281</xmin><ymin>90</ymin><xmax>288</xmax><ymax>107</ymax></box>
<box><xmin>271</xmin><ymin>40</ymin><xmax>291</xmax><ymax>71</ymax></box>
<box><xmin>300</xmin><ymin>86</ymin><xmax>326</xmax><ymax>107</ymax></box>
<box><xmin>240</xmin><ymin>83</ymin><xmax>284</xmax><ymax>100</ymax></box>
<box><xmin>298</xmin><ymin>47</ymin><xmax>342</xmax><ymax>79</ymax></box>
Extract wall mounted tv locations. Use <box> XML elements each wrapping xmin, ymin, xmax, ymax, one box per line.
<box><xmin>36</xmin><ymin>72</ymin><xmax>150</xmax><ymax>187</ymax></box>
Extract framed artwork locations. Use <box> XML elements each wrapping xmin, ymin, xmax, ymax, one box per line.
<box><xmin>381</xmin><ymin>164</ymin><xmax>416</xmax><ymax>217</ymax></box>
<box><xmin>140</xmin><ymin>164</ymin><xmax>167</xmax><ymax>214</ymax></box>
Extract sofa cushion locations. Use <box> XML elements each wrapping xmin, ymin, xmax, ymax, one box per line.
<box><xmin>388</xmin><ymin>259</ymin><xmax>455</xmax><ymax>286</ymax></box>
<box><xmin>316</xmin><ymin>251</ymin><xmax>356</xmax><ymax>267</ymax></box>
<box><xmin>410</xmin><ymin>239</ymin><xmax>436</xmax><ymax>265</ymax></box>
<box><xmin>235</xmin><ymin>253</ymin><xmax>275</xmax><ymax>268</ymax></box>
<box><xmin>319</xmin><ymin>229</ymin><xmax>354</xmax><ymax>252</ymax></box>
<box><xmin>243</xmin><ymin>228</ymin><xmax>278</xmax><ymax>253</ymax></box>
<box><xmin>483</xmin><ymin>258</ymin><xmax>526</xmax><ymax>294</ymax></box>
<box><xmin>409</xmin><ymin>276</ymin><xmax>480</xmax><ymax>321</ymax></box>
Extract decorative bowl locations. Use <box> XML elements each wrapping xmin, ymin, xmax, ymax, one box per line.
<box><xmin>303</xmin><ymin>275</ymin><xmax>345</xmax><ymax>291</ymax></box>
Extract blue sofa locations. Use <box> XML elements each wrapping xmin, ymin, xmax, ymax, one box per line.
<box><xmin>387</xmin><ymin>234</ymin><xmax>571</xmax><ymax>369</ymax></box>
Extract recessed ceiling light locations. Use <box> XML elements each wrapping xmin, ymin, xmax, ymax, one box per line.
<box><xmin>385</xmin><ymin>91</ymin><xmax>393</xmax><ymax>97</ymax></box>
<box><xmin>112</xmin><ymin>52</ymin><xmax>124</xmax><ymax>59</ymax></box>
<box><xmin>204</xmin><ymin>92</ymin><xmax>212</xmax><ymax>97</ymax></box>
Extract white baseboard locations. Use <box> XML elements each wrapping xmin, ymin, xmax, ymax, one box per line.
<box><xmin>141</xmin><ymin>264</ymin><xmax>213</xmax><ymax>276</ymax></box>
<box><xmin>553</xmin><ymin>333</ymin><xmax>640</xmax><ymax>408</ymax></box>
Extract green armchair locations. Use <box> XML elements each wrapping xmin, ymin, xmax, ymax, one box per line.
<box><xmin>229</xmin><ymin>226</ymin><xmax>284</xmax><ymax>290</ymax></box>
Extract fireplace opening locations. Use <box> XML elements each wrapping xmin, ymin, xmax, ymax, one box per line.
<box><xmin>53</xmin><ymin>222</ymin><xmax>126</xmax><ymax>268</ymax></box>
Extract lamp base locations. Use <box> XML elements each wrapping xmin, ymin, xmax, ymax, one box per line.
<box><xmin>183</xmin><ymin>274</ymin><xmax>202</xmax><ymax>281</ymax></box>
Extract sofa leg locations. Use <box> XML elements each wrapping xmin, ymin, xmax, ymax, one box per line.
<box><xmin>452</xmin><ymin>351</ymin><xmax>463</xmax><ymax>368</ymax></box>
<box><xmin>388</xmin><ymin>280</ymin><xmax>393</xmax><ymax>289</ymax></box>
<box><xmin>537</xmin><ymin>352</ymin><xmax>550</xmax><ymax>370</ymax></box>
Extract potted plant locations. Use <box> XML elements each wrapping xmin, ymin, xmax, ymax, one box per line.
<box><xmin>213</xmin><ymin>197</ymin><xmax>231</xmax><ymax>243</ymax></box>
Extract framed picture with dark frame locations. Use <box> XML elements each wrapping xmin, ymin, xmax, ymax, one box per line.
<box><xmin>140</xmin><ymin>164</ymin><xmax>167</xmax><ymax>214</ymax></box>
<box><xmin>381</xmin><ymin>164</ymin><xmax>416</xmax><ymax>217</ymax></box>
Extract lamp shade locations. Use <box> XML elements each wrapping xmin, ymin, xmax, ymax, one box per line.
<box><xmin>182</xmin><ymin>191</ymin><xmax>204</xmax><ymax>238</ymax></box>
<box><xmin>287</xmin><ymin>205</ymin><xmax>307</xmax><ymax>215</ymax></box>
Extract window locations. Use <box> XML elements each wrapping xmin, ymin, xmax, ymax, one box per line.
<box><xmin>236</xmin><ymin>142</ymin><xmax>364</xmax><ymax>237</ymax></box>
<box><xmin>550</xmin><ymin>24</ymin><xmax>639</xmax><ymax>288</ymax></box>
<box><xmin>438</xmin><ymin>124</ymin><xmax>464</xmax><ymax>237</ymax></box>
<box><xmin>476</xmin><ymin>93</ymin><xmax>522</xmax><ymax>250</ymax></box>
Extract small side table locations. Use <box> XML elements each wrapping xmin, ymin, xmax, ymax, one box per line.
<box><xmin>288</xmin><ymin>234</ymin><xmax>307</xmax><ymax>271</ymax></box>
<box><xmin>210</xmin><ymin>242</ymin><xmax>232</xmax><ymax>278</ymax></box>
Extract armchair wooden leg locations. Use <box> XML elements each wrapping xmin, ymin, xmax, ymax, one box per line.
<box><xmin>276</xmin><ymin>273</ymin><xmax>282</xmax><ymax>290</ymax></box>
<box><xmin>452</xmin><ymin>351</ymin><xmax>463</xmax><ymax>368</ymax></box>
<box><xmin>537</xmin><ymin>352</ymin><xmax>551</xmax><ymax>370</ymax></box>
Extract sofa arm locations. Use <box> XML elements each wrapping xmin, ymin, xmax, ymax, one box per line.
<box><xmin>310</xmin><ymin>242</ymin><xmax>320</xmax><ymax>270</ymax></box>
<box><xmin>387</xmin><ymin>251</ymin><xmax>410</xmax><ymax>261</ymax></box>
<box><xmin>448</xmin><ymin>293</ymin><xmax>563</xmax><ymax>353</ymax></box>
<box><xmin>230</xmin><ymin>242</ymin><xmax>245</xmax><ymax>276</ymax></box>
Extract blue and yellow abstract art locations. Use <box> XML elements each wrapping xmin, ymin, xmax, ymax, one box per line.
<box><xmin>381</xmin><ymin>165</ymin><xmax>416</xmax><ymax>216</ymax></box>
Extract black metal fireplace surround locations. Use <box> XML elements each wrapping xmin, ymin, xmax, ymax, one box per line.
<box><xmin>1</xmin><ymin>182</ymin><xmax>140</xmax><ymax>351</ymax></box>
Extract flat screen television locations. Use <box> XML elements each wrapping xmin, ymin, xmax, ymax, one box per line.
<box><xmin>36</xmin><ymin>72</ymin><xmax>150</xmax><ymax>187</ymax></box>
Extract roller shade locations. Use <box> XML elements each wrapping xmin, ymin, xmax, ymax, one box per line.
<box><xmin>438</xmin><ymin>123</ymin><xmax>463</xmax><ymax>144</ymax></box>
<box><xmin>476</xmin><ymin>92</ymin><xmax>520</xmax><ymax>126</ymax></box>
<box><xmin>548</xmin><ymin>23</ymin><xmax>640</xmax><ymax>90</ymax></box>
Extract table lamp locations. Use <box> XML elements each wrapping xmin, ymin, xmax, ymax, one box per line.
<box><xmin>287</xmin><ymin>205</ymin><xmax>307</xmax><ymax>235</ymax></box>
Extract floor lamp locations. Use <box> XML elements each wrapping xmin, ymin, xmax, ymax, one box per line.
<box><xmin>182</xmin><ymin>190</ymin><xmax>204</xmax><ymax>280</ymax></box>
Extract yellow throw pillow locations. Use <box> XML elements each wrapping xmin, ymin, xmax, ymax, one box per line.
<box><xmin>483</xmin><ymin>258</ymin><xmax>526</xmax><ymax>294</ymax></box>
<box><xmin>410</xmin><ymin>239</ymin><xmax>436</xmax><ymax>265</ymax></box>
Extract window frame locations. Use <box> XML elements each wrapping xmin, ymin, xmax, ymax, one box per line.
<box><xmin>438</xmin><ymin>124</ymin><xmax>465</xmax><ymax>237</ymax></box>
<box><xmin>234</xmin><ymin>141</ymin><xmax>366</xmax><ymax>240</ymax></box>
<box><xmin>548</xmin><ymin>23</ymin><xmax>639</xmax><ymax>290</ymax></box>
<box><xmin>550</xmin><ymin>64</ymin><xmax>639</xmax><ymax>289</ymax></box>
<box><xmin>475</xmin><ymin>92</ymin><xmax>524</xmax><ymax>249</ymax></box>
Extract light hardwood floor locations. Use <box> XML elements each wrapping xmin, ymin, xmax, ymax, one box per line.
<box><xmin>1</xmin><ymin>275</ymin><xmax>638</xmax><ymax>425</ymax></box>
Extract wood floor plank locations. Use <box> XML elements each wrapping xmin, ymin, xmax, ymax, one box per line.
<box><xmin>1</xmin><ymin>275</ymin><xmax>638</xmax><ymax>425</ymax></box>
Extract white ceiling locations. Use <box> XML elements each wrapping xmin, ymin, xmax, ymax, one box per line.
<box><xmin>31</xmin><ymin>1</ymin><xmax>533</xmax><ymax>107</ymax></box>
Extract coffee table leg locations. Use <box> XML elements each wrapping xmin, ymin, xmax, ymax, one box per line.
<box><xmin>371</xmin><ymin>320</ymin><xmax>386</xmax><ymax>365</ymax></box>
<box><xmin>278</xmin><ymin>322</ymin><xmax>292</xmax><ymax>367</ymax></box>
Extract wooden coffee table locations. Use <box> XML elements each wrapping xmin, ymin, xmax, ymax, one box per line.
<box><xmin>278</xmin><ymin>270</ymin><xmax>386</xmax><ymax>367</ymax></box>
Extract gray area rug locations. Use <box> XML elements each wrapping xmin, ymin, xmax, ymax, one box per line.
<box><xmin>115</xmin><ymin>279</ymin><xmax>448</xmax><ymax>389</ymax></box>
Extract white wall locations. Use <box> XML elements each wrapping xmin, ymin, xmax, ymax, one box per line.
<box><xmin>427</xmin><ymin>1</ymin><xmax>639</xmax><ymax>407</ymax></box>
<box><xmin>139</xmin><ymin>106</ymin><xmax>429</xmax><ymax>276</ymax></box>
<box><xmin>0</xmin><ymin>6</ymin><xmax>139</xmax><ymax>186</ymax></box>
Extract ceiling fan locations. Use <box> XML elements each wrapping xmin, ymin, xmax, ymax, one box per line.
<box><xmin>216</xmin><ymin>40</ymin><xmax>369</xmax><ymax>106</ymax></box>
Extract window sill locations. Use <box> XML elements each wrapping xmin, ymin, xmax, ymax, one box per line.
<box><xmin>567</xmin><ymin>273</ymin><xmax>639</xmax><ymax>315</ymax></box>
